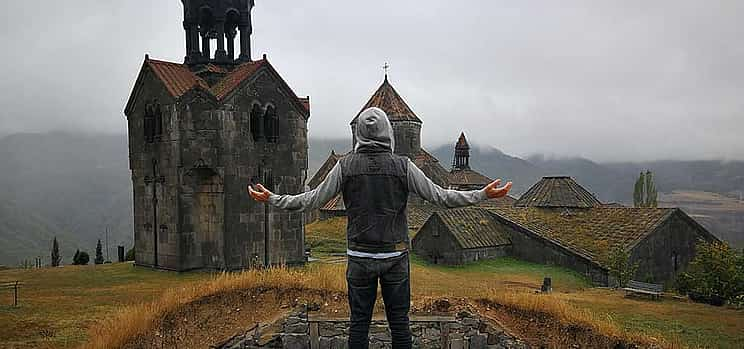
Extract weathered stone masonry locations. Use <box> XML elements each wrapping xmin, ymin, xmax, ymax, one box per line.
<box><xmin>125</xmin><ymin>0</ymin><xmax>310</xmax><ymax>271</ymax></box>
<box><xmin>218</xmin><ymin>307</ymin><xmax>529</xmax><ymax>349</ymax></box>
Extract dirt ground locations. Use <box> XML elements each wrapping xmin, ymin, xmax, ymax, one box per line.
<box><xmin>122</xmin><ymin>287</ymin><xmax>649</xmax><ymax>349</ymax></box>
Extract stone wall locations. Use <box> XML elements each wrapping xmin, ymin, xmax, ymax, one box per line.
<box><xmin>218</xmin><ymin>307</ymin><xmax>529</xmax><ymax>349</ymax></box>
<box><xmin>491</xmin><ymin>214</ymin><xmax>609</xmax><ymax>286</ymax></box>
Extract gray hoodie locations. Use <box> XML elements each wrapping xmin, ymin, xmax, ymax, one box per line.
<box><xmin>269</xmin><ymin>107</ymin><xmax>488</xmax><ymax>213</ymax></box>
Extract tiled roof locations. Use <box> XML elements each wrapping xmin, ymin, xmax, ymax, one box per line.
<box><xmin>408</xmin><ymin>200</ymin><xmax>444</xmax><ymax>231</ymax></box>
<box><xmin>448</xmin><ymin>168</ymin><xmax>492</xmax><ymax>187</ymax></box>
<box><xmin>489</xmin><ymin>206</ymin><xmax>676</xmax><ymax>266</ymax></box>
<box><xmin>321</xmin><ymin>194</ymin><xmax>346</xmax><ymax>211</ymax></box>
<box><xmin>413</xmin><ymin>149</ymin><xmax>451</xmax><ymax>187</ymax></box>
<box><xmin>210</xmin><ymin>59</ymin><xmax>265</xmax><ymax>100</ymax></box>
<box><xmin>308</xmin><ymin>150</ymin><xmax>346</xmax><ymax>189</ymax></box>
<box><xmin>134</xmin><ymin>57</ymin><xmax>310</xmax><ymax>115</ymax></box>
<box><xmin>298</xmin><ymin>97</ymin><xmax>310</xmax><ymax>112</ymax></box>
<box><xmin>477</xmin><ymin>195</ymin><xmax>517</xmax><ymax>208</ymax></box>
<box><xmin>147</xmin><ymin>59</ymin><xmax>209</xmax><ymax>98</ymax></box>
<box><xmin>350</xmin><ymin>76</ymin><xmax>422</xmax><ymax>124</ymax></box>
<box><xmin>456</xmin><ymin>132</ymin><xmax>469</xmax><ymax>149</ymax></box>
<box><xmin>204</xmin><ymin>63</ymin><xmax>229</xmax><ymax>74</ymax></box>
<box><xmin>515</xmin><ymin>176</ymin><xmax>602</xmax><ymax>208</ymax></box>
<box><xmin>433</xmin><ymin>208</ymin><xmax>511</xmax><ymax>249</ymax></box>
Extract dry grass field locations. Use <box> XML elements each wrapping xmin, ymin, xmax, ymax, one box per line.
<box><xmin>0</xmin><ymin>217</ymin><xmax>742</xmax><ymax>348</ymax></box>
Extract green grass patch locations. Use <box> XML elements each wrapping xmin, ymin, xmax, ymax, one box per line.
<box><xmin>306</xmin><ymin>217</ymin><xmax>347</xmax><ymax>254</ymax></box>
<box><xmin>411</xmin><ymin>254</ymin><xmax>590</xmax><ymax>291</ymax></box>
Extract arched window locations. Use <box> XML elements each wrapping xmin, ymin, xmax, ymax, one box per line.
<box><xmin>250</xmin><ymin>103</ymin><xmax>263</xmax><ymax>141</ymax></box>
<box><xmin>264</xmin><ymin>105</ymin><xmax>277</xmax><ymax>143</ymax></box>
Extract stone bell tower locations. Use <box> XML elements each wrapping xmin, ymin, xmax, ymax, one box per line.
<box><xmin>182</xmin><ymin>0</ymin><xmax>255</xmax><ymax>65</ymax></box>
<box><xmin>125</xmin><ymin>0</ymin><xmax>311</xmax><ymax>271</ymax></box>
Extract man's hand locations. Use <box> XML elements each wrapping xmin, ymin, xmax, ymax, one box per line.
<box><xmin>248</xmin><ymin>183</ymin><xmax>273</xmax><ymax>203</ymax></box>
<box><xmin>484</xmin><ymin>179</ymin><xmax>513</xmax><ymax>199</ymax></box>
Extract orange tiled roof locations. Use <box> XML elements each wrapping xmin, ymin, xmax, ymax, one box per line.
<box><xmin>147</xmin><ymin>59</ymin><xmax>209</xmax><ymax>98</ymax></box>
<box><xmin>210</xmin><ymin>59</ymin><xmax>265</xmax><ymax>100</ymax></box>
<box><xmin>140</xmin><ymin>57</ymin><xmax>310</xmax><ymax>114</ymax></box>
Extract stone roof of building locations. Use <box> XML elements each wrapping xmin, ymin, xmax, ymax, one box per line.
<box><xmin>456</xmin><ymin>132</ymin><xmax>469</xmax><ymax>149</ymax></box>
<box><xmin>127</xmin><ymin>56</ymin><xmax>310</xmax><ymax>116</ymax></box>
<box><xmin>489</xmin><ymin>206</ymin><xmax>677</xmax><ymax>266</ymax></box>
<box><xmin>431</xmin><ymin>208</ymin><xmax>512</xmax><ymax>249</ymax></box>
<box><xmin>413</xmin><ymin>149</ymin><xmax>451</xmax><ymax>187</ymax></box>
<box><xmin>514</xmin><ymin>176</ymin><xmax>602</xmax><ymax>208</ymax></box>
<box><xmin>448</xmin><ymin>168</ymin><xmax>492</xmax><ymax>187</ymax></box>
<box><xmin>350</xmin><ymin>76</ymin><xmax>422</xmax><ymax>125</ymax></box>
<box><xmin>308</xmin><ymin>150</ymin><xmax>345</xmax><ymax>189</ymax></box>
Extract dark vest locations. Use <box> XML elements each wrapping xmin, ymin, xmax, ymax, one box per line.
<box><xmin>339</xmin><ymin>151</ymin><xmax>409</xmax><ymax>253</ymax></box>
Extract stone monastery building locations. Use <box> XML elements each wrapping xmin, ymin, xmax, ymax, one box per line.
<box><xmin>125</xmin><ymin>0</ymin><xmax>310</xmax><ymax>271</ymax></box>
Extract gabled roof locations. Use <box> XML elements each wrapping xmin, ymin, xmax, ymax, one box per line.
<box><xmin>448</xmin><ymin>168</ymin><xmax>492</xmax><ymax>187</ymax></box>
<box><xmin>413</xmin><ymin>149</ymin><xmax>450</xmax><ymax>187</ymax></box>
<box><xmin>350</xmin><ymin>76</ymin><xmax>422</xmax><ymax>125</ymax></box>
<box><xmin>431</xmin><ymin>208</ymin><xmax>511</xmax><ymax>249</ymax></box>
<box><xmin>515</xmin><ymin>176</ymin><xmax>602</xmax><ymax>208</ymax></box>
<box><xmin>210</xmin><ymin>59</ymin><xmax>266</xmax><ymax>100</ymax></box>
<box><xmin>125</xmin><ymin>55</ymin><xmax>310</xmax><ymax>117</ymax></box>
<box><xmin>148</xmin><ymin>58</ymin><xmax>210</xmax><ymax>98</ymax></box>
<box><xmin>489</xmin><ymin>207</ymin><xmax>676</xmax><ymax>266</ymax></box>
<box><xmin>308</xmin><ymin>150</ymin><xmax>347</xmax><ymax>189</ymax></box>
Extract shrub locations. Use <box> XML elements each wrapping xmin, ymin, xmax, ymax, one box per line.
<box><xmin>74</xmin><ymin>251</ymin><xmax>90</xmax><ymax>265</ymax></box>
<box><xmin>607</xmin><ymin>248</ymin><xmax>639</xmax><ymax>287</ymax></box>
<box><xmin>676</xmin><ymin>241</ymin><xmax>744</xmax><ymax>306</ymax></box>
<box><xmin>125</xmin><ymin>247</ymin><xmax>135</xmax><ymax>261</ymax></box>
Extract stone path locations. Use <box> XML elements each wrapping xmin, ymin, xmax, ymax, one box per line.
<box><xmin>217</xmin><ymin>306</ymin><xmax>529</xmax><ymax>349</ymax></box>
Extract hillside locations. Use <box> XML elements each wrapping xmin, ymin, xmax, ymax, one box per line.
<box><xmin>0</xmin><ymin>132</ymin><xmax>132</xmax><ymax>265</ymax></box>
<box><xmin>659</xmin><ymin>190</ymin><xmax>744</xmax><ymax>247</ymax></box>
<box><xmin>0</xmin><ymin>132</ymin><xmax>742</xmax><ymax>265</ymax></box>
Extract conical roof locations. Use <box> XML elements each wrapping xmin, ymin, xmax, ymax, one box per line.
<box><xmin>515</xmin><ymin>176</ymin><xmax>602</xmax><ymax>208</ymax></box>
<box><xmin>456</xmin><ymin>132</ymin><xmax>469</xmax><ymax>149</ymax></box>
<box><xmin>350</xmin><ymin>76</ymin><xmax>422</xmax><ymax>124</ymax></box>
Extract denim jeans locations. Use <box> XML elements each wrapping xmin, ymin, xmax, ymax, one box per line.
<box><xmin>346</xmin><ymin>252</ymin><xmax>412</xmax><ymax>349</ymax></box>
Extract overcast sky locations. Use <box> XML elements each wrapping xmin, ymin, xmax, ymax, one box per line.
<box><xmin>0</xmin><ymin>1</ymin><xmax>742</xmax><ymax>161</ymax></box>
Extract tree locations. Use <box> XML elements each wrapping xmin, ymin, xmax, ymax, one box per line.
<box><xmin>73</xmin><ymin>250</ymin><xmax>80</xmax><ymax>264</ymax></box>
<box><xmin>644</xmin><ymin>170</ymin><xmax>658</xmax><ymax>208</ymax></box>
<box><xmin>633</xmin><ymin>172</ymin><xmax>644</xmax><ymax>208</ymax></box>
<box><xmin>77</xmin><ymin>251</ymin><xmax>90</xmax><ymax>265</ymax></box>
<box><xmin>608</xmin><ymin>247</ymin><xmax>640</xmax><ymax>287</ymax></box>
<box><xmin>677</xmin><ymin>241</ymin><xmax>744</xmax><ymax>306</ymax></box>
<box><xmin>95</xmin><ymin>239</ymin><xmax>104</xmax><ymax>265</ymax></box>
<box><xmin>51</xmin><ymin>237</ymin><xmax>61</xmax><ymax>267</ymax></box>
<box><xmin>633</xmin><ymin>170</ymin><xmax>658</xmax><ymax>208</ymax></box>
<box><xmin>125</xmin><ymin>247</ymin><xmax>135</xmax><ymax>261</ymax></box>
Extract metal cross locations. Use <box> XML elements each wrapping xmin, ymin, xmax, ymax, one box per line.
<box><xmin>382</xmin><ymin>62</ymin><xmax>390</xmax><ymax>76</ymax></box>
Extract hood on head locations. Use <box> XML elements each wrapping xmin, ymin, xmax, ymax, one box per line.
<box><xmin>354</xmin><ymin>107</ymin><xmax>395</xmax><ymax>153</ymax></box>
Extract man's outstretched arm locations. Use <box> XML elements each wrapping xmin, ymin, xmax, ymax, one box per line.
<box><xmin>407</xmin><ymin>159</ymin><xmax>512</xmax><ymax>207</ymax></box>
<box><xmin>248</xmin><ymin>163</ymin><xmax>343</xmax><ymax>212</ymax></box>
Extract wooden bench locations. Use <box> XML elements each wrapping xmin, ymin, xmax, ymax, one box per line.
<box><xmin>0</xmin><ymin>281</ymin><xmax>22</xmax><ymax>307</ymax></box>
<box><xmin>622</xmin><ymin>280</ymin><xmax>663</xmax><ymax>300</ymax></box>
